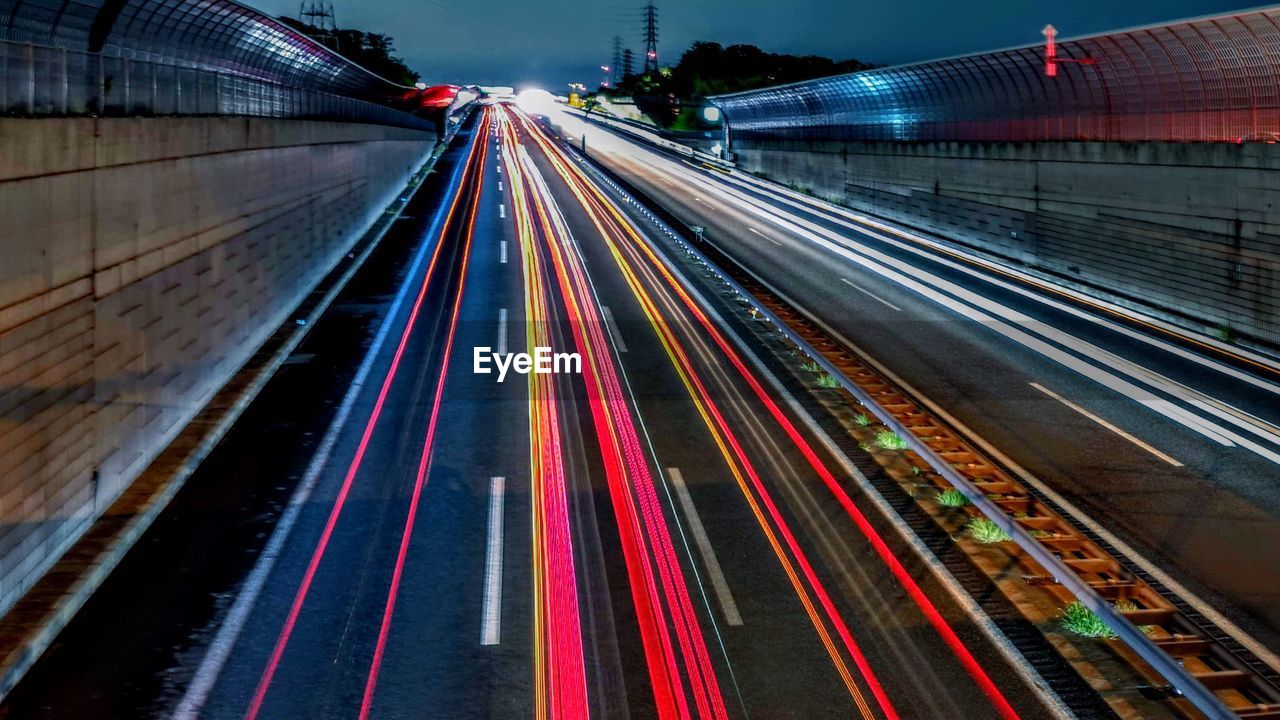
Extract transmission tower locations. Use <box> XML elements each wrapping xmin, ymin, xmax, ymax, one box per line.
<box><xmin>298</xmin><ymin>2</ymin><xmax>338</xmax><ymax>48</ymax></box>
<box><xmin>642</xmin><ymin>1</ymin><xmax>659</xmax><ymax>73</ymax></box>
<box><xmin>622</xmin><ymin>48</ymin><xmax>635</xmax><ymax>80</ymax></box>
<box><xmin>611</xmin><ymin>35</ymin><xmax>624</xmax><ymax>85</ymax></box>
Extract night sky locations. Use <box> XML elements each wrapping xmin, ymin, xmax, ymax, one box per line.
<box><xmin>251</xmin><ymin>0</ymin><xmax>1262</xmax><ymax>90</ymax></box>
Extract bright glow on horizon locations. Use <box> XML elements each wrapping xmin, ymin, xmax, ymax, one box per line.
<box><xmin>516</xmin><ymin>88</ymin><xmax>559</xmax><ymax>116</ymax></box>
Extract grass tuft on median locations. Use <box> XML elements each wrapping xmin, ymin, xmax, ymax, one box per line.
<box><xmin>1060</xmin><ymin>601</ymin><xmax>1118</xmax><ymax>639</ymax></box>
<box><xmin>873</xmin><ymin>429</ymin><xmax>910</xmax><ymax>450</ymax></box>
<box><xmin>936</xmin><ymin>488</ymin><xmax>970</xmax><ymax>507</ymax></box>
<box><xmin>966</xmin><ymin>516</ymin><xmax>1012</xmax><ymax>543</ymax></box>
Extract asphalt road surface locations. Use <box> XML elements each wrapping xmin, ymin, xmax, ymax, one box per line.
<box><xmin>0</xmin><ymin>107</ymin><xmax>1067</xmax><ymax>719</ymax></box>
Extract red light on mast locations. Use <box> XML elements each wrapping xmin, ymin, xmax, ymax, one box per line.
<box><xmin>1042</xmin><ymin>23</ymin><xmax>1097</xmax><ymax>76</ymax></box>
<box><xmin>1043</xmin><ymin>24</ymin><xmax>1057</xmax><ymax>77</ymax></box>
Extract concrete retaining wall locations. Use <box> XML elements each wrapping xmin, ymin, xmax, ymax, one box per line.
<box><xmin>0</xmin><ymin>117</ymin><xmax>434</xmax><ymax>616</ymax></box>
<box><xmin>732</xmin><ymin>139</ymin><xmax>1280</xmax><ymax>346</ymax></box>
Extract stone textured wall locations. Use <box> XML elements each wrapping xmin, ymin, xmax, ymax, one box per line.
<box><xmin>0</xmin><ymin>117</ymin><xmax>434</xmax><ymax>615</ymax></box>
<box><xmin>732</xmin><ymin>139</ymin><xmax>1280</xmax><ymax>346</ymax></box>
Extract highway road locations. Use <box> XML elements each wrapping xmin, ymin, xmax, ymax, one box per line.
<box><xmin>554</xmin><ymin>109</ymin><xmax>1280</xmax><ymax>664</ymax></box>
<box><xmin>0</xmin><ymin>107</ymin><xmax>1071</xmax><ymax>718</ymax></box>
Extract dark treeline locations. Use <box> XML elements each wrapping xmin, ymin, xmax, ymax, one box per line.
<box><xmin>604</xmin><ymin>41</ymin><xmax>872</xmax><ymax>127</ymax></box>
<box><xmin>279</xmin><ymin>17</ymin><xmax>421</xmax><ymax>86</ymax></box>
<box><xmin>667</xmin><ymin>41</ymin><xmax>873</xmax><ymax>97</ymax></box>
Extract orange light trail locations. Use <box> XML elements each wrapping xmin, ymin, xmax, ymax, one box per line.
<box><xmin>498</xmin><ymin>108</ymin><xmax>591</xmax><ymax>720</ymax></box>
<box><xmin>515</xmin><ymin>110</ymin><xmax>893</xmax><ymax>719</ymax></box>
<box><xmin>517</xmin><ymin>108</ymin><xmax>1023</xmax><ymax>720</ymax></box>
<box><xmin>500</xmin><ymin>105</ymin><xmax>729</xmax><ymax>720</ymax></box>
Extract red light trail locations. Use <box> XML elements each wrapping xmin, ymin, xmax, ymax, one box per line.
<box><xmin>516</xmin><ymin>107</ymin><xmax>1022</xmax><ymax>720</ymax></box>
<box><xmin>501</xmin><ymin>105</ymin><xmax>729</xmax><ymax>720</ymax></box>
<box><xmin>243</xmin><ymin>109</ymin><xmax>489</xmax><ymax>720</ymax></box>
<box><xmin>358</xmin><ymin>110</ymin><xmax>495</xmax><ymax>720</ymax></box>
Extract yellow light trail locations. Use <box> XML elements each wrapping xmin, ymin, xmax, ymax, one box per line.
<box><xmin>513</xmin><ymin>109</ymin><xmax>894</xmax><ymax>719</ymax></box>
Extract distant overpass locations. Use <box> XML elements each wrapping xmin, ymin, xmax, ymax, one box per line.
<box><xmin>0</xmin><ymin>0</ymin><xmax>462</xmax><ymax>126</ymax></box>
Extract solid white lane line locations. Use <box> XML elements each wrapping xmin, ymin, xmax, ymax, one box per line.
<box><xmin>499</xmin><ymin>203</ymin><xmax>506</xmax><ymax>219</ymax></box>
<box><xmin>481</xmin><ymin>476</ymin><xmax>506</xmax><ymax>645</ymax></box>
<box><xmin>601</xmin><ymin>306</ymin><xmax>628</xmax><ymax>353</ymax></box>
<box><xmin>497</xmin><ymin>308</ymin><xmax>508</xmax><ymax>357</ymax></box>
<box><xmin>500</xmin><ymin>240</ymin><xmax>508</xmax><ymax>265</ymax></box>
<box><xmin>667</xmin><ymin>468</ymin><xmax>743</xmax><ymax>626</ymax></box>
<box><xmin>712</xmin><ymin>169</ymin><xmax>1280</xmax><ymax>452</ymax></box>
<box><xmin>726</xmin><ymin>170</ymin><xmax>1280</xmax><ymax>389</ymax></box>
<box><xmin>747</xmin><ymin>226</ymin><xmax>782</xmax><ymax>246</ymax></box>
<box><xmin>674</xmin><ymin>169</ymin><xmax>1253</xmax><ymax>451</ymax></box>
<box><xmin>1031</xmin><ymin>383</ymin><xmax>1183</xmax><ymax>466</ymax></box>
<box><xmin>840</xmin><ymin>277</ymin><xmax>902</xmax><ymax>311</ymax></box>
<box><xmin>665</xmin><ymin>181</ymin><xmax>1280</xmax><ymax>672</ymax></box>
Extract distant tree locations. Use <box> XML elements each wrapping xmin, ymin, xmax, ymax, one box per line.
<box><xmin>604</xmin><ymin>40</ymin><xmax>871</xmax><ymax>128</ymax></box>
<box><xmin>279</xmin><ymin>16</ymin><xmax>421</xmax><ymax>85</ymax></box>
<box><xmin>671</xmin><ymin>41</ymin><xmax>872</xmax><ymax>98</ymax></box>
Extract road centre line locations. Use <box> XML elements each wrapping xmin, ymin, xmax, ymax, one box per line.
<box><xmin>481</xmin><ymin>476</ymin><xmax>506</xmax><ymax>645</ymax></box>
<box><xmin>497</xmin><ymin>308</ymin><xmax>508</xmax><ymax>357</ymax></box>
<box><xmin>840</xmin><ymin>277</ymin><xmax>902</xmax><ymax>311</ymax></box>
<box><xmin>667</xmin><ymin>468</ymin><xmax>743</xmax><ymax>627</ymax></box>
<box><xmin>601</xmin><ymin>306</ymin><xmax>628</xmax><ymax>352</ymax></box>
<box><xmin>1031</xmin><ymin>383</ymin><xmax>1183</xmax><ymax>466</ymax></box>
<box><xmin>747</xmin><ymin>226</ymin><xmax>783</xmax><ymax>246</ymax></box>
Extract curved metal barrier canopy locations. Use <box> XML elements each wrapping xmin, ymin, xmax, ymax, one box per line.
<box><xmin>711</xmin><ymin>6</ymin><xmax>1280</xmax><ymax>143</ymax></box>
<box><xmin>1</xmin><ymin>0</ymin><xmax>400</xmax><ymax>95</ymax></box>
<box><xmin>0</xmin><ymin>0</ymin><xmax>434</xmax><ymax>126</ymax></box>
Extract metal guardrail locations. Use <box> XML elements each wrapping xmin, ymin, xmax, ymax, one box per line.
<box><xmin>570</xmin><ymin>108</ymin><xmax>734</xmax><ymax>170</ymax></box>
<box><xmin>0</xmin><ymin>38</ymin><xmax>434</xmax><ymax>130</ymax></box>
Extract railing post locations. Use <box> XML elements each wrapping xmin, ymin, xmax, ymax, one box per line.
<box><xmin>59</xmin><ymin>47</ymin><xmax>68</xmax><ymax>114</ymax></box>
<box><xmin>24</xmin><ymin>43</ymin><xmax>35</xmax><ymax>115</ymax></box>
<box><xmin>96</xmin><ymin>53</ymin><xmax>105</xmax><ymax>115</ymax></box>
<box><xmin>122</xmin><ymin>57</ymin><xmax>130</xmax><ymax>113</ymax></box>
